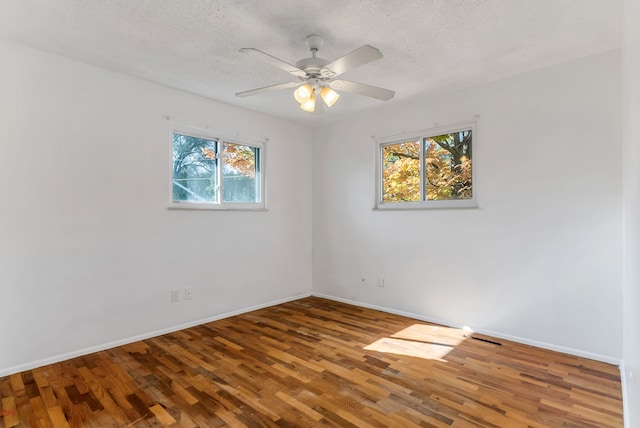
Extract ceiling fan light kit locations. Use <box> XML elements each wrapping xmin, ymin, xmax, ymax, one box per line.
<box><xmin>293</xmin><ymin>81</ymin><xmax>340</xmax><ymax>112</ymax></box>
<box><xmin>236</xmin><ymin>35</ymin><xmax>394</xmax><ymax>114</ymax></box>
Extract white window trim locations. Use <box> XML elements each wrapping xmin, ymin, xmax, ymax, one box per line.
<box><xmin>374</xmin><ymin>121</ymin><xmax>477</xmax><ymax>210</ymax></box>
<box><xmin>169</xmin><ymin>125</ymin><xmax>267</xmax><ymax>211</ymax></box>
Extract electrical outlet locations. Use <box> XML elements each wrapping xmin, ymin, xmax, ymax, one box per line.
<box><xmin>170</xmin><ymin>290</ymin><xmax>180</xmax><ymax>302</ymax></box>
<box><xmin>185</xmin><ymin>287</ymin><xmax>193</xmax><ymax>300</ymax></box>
<box><xmin>377</xmin><ymin>276</ymin><xmax>385</xmax><ymax>287</ymax></box>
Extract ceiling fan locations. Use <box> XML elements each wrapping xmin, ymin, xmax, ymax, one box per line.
<box><xmin>235</xmin><ymin>35</ymin><xmax>395</xmax><ymax>113</ymax></box>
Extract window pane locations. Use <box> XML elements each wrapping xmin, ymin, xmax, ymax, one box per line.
<box><xmin>172</xmin><ymin>133</ymin><xmax>218</xmax><ymax>202</ymax></box>
<box><xmin>222</xmin><ymin>143</ymin><xmax>260</xmax><ymax>203</ymax></box>
<box><xmin>382</xmin><ymin>140</ymin><xmax>421</xmax><ymax>202</ymax></box>
<box><xmin>424</xmin><ymin>130</ymin><xmax>472</xmax><ymax>200</ymax></box>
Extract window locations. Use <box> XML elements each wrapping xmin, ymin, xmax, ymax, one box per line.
<box><xmin>172</xmin><ymin>129</ymin><xmax>264</xmax><ymax>209</ymax></box>
<box><xmin>376</xmin><ymin>122</ymin><xmax>475</xmax><ymax>209</ymax></box>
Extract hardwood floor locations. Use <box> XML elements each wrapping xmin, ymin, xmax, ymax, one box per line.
<box><xmin>0</xmin><ymin>297</ymin><xmax>623</xmax><ymax>427</ymax></box>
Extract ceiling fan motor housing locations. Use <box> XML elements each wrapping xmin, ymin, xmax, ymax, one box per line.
<box><xmin>295</xmin><ymin>57</ymin><xmax>331</xmax><ymax>79</ymax></box>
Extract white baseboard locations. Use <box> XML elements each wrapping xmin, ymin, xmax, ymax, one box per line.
<box><xmin>312</xmin><ymin>292</ymin><xmax>622</xmax><ymax>366</ymax></box>
<box><xmin>0</xmin><ymin>292</ymin><xmax>312</xmax><ymax>377</ymax></box>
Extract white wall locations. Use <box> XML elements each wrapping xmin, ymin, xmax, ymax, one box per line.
<box><xmin>312</xmin><ymin>50</ymin><xmax>623</xmax><ymax>362</ymax></box>
<box><xmin>0</xmin><ymin>39</ymin><xmax>312</xmax><ymax>375</ymax></box>
<box><xmin>622</xmin><ymin>0</ymin><xmax>640</xmax><ymax>424</ymax></box>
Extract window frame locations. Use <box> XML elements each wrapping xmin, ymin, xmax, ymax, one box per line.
<box><xmin>374</xmin><ymin>121</ymin><xmax>477</xmax><ymax>210</ymax></box>
<box><xmin>170</xmin><ymin>126</ymin><xmax>266</xmax><ymax>210</ymax></box>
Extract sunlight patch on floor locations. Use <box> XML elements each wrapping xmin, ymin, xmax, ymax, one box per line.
<box><xmin>364</xmin><ymin>324</ymin><xmax>466</xmax><ymax>361</ymax></box>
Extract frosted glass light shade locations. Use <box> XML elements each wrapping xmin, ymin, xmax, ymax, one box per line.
<box><xmin>320</xmin><ymin>86</ymin><xmax>340</xmax><ymax>107</ymax></box>
<box><xmin>300</xmin><ymin>94</ymin><xmax>316</xmax><ymax>112</ymax></box>
<box><xmin>294</xmin><ymin>84</ymin><xmax>313</xmax><ymax>103</ymax></box>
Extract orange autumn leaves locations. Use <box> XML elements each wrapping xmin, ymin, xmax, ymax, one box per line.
<box><xmin>383</xmin><ymin>141</ymin><xmax>421</xmax><ymax>202</ymax></box>
<box><xmin>201</xmin><ymin>144</ymin><xmax>256</xmax><ymax>178</ymax></box>
<box><xmin>382</xmin><ymin>131</ymin><xmax>472</xmax><ymax>202</ymax></box>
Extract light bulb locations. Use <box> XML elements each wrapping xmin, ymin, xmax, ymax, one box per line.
<box><xmin>300</xmin><ymin>93</ymin><xmax>316</xmax><ymax>112</ymax></box>
<box><xmin>294</xmin><ymin>84</ymin><xmax>313</xmax><ymax>103</ymax></box>
<box><xmin>320</xmin><ymin>87</ymin><xmax>340</xmax><ymax>107</ymax></box>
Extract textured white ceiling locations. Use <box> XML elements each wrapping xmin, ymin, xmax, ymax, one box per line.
<box><xmin>0</xmin><ymin>1</ymin><xmax>623</xmax><ymax>125</ymax></box>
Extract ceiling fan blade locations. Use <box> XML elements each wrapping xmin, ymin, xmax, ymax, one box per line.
<box><xmin>322</xmin><ymin>45</ymin><xmax>383</xmax><ymax>78</ymax></box>
<box><xmin>235</xmin><ymin>82</ymin><xmax>299</xmax><ymax>97</ymax></box>
<box><xmin>240</xmin><ymin>48</ymin><xmax>307</xmax><ymax>78</ymax></box>
<box><xmin>329</xmin><ymin>80</ymin><xmax>395</xmax><ymax>101</ymax></box>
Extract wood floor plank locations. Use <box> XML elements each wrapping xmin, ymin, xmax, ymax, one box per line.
<box><xmin>0</xmin><ymin>297</ymin><xmax>624</xmax><ymax>426</ymax></box>
<box><xmin>45</xmin><ymin>406</ymin><xmax>69</xmax><ymax>428</ymax></box>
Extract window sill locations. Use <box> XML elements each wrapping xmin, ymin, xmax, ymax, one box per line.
<box><xmin>169</xmin><ymin>202</ymin><xmax>267</xmax><ymax>211</ymax></box>
<box><xmin>374</xmin><ymin>200</ymin><xmax>478</xmax><ymax>210</ymax></box>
